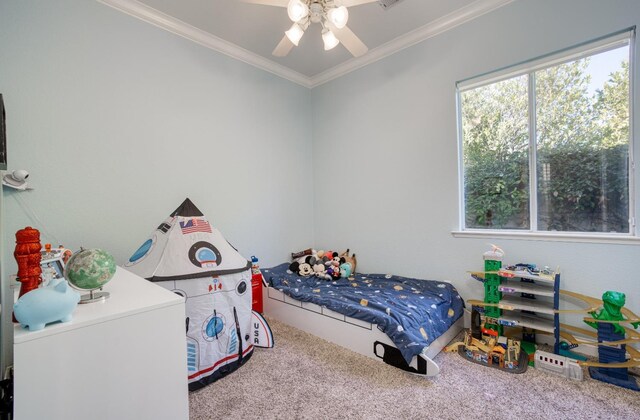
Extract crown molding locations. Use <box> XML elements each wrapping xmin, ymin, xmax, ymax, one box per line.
<box><xmin>309</xmin><ymin>0</ymin><xmax>515</xmax><ymax>87</ymax></box>
<box><xmin>98</xmin><ymin>0</ymin><xmax>514</xmax><ymax>89</ymax></box>
<box><xmin>98</xmin><ymin>0</ymin><xmax>313</xmax><ymax>88</ymax></box>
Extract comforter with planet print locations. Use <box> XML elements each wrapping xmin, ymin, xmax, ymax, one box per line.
<box><xmin>262</xmin><ymin>263</ymin><xmax>465</xmax><ymax>364</ymax></box>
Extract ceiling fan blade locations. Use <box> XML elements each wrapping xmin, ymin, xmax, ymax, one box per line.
<box><xmin>238</xmin><ymin>0</ymin><xmax>288</xmax><ymax>7</ymax></box>
<box><xmin>328</xmin><ymin>23</ymin><xmax>368</xmax><ymax>57</ymax></box>
<box><xmin>272</xmin><ymin>35</ymin><xmax>295</xmax><ymax>57</ymax></box>
<box><xmin>340</xmin><ymin>0</ymin><xmax>379</xmax><ymax>6</ymax></box>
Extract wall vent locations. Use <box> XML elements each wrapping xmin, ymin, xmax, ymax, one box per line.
<box><xmin>377</xmin><ymin>0</ymin><xmax>403</xmax><ymax>10</ymax></box>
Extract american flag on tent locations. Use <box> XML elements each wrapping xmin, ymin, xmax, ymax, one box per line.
<box><xmin>180</xmin><ymin>218</ymin><xmax>212</xmax><ymax>234</ymax></box>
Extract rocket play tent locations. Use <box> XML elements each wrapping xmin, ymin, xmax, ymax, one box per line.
<box><xmin>125</xmin><ymin>198</ymin><xmax>263</xmax><ymax>391</ymax></box>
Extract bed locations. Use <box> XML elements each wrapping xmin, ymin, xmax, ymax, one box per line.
<box><xmin>262</xmin><ymin>263</ymin><xmax>466</xmax><ymax>376</ymax></box>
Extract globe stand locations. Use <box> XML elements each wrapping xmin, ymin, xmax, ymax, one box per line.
<box><xmin>79</xmin><ymin>288</ymin><xmax>110</xmax><ymax>304</ymax></box>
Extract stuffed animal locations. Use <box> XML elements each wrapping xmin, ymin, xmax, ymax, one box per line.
<box><xmin>323</xmin><ymin>250</ymin><xmax>336</xmax><ymax>264</ymax></box>
<box><xmin>322</xmin><ymin>249</ymin><xmax>357</xmax><ymax>279</ymax></box>
<box><xmin>311</xmin><ymin>258</ymin><xmax>327</xmax><ymax>277</ymax></box>
<box><xmin>14</xmin><ymin>279</ymin><xmax>80</xmax><ymax>331</ymax></box>
<box><xmin>321</xmin><ymin>250</ymin><xmax>340</xmax><ymax>280</ymax></box>
<box><xmin>296</xmin><ymin>251</ymin><xmax>328</xmax><ymax>280</ymax></box>
<box><xmin>324</xmin><ymin>251</ymin><xmax>340</xmax><ymax>265</ymax></box>
<box><xmin>339</xmin><ymin>249</ymin><xmax>357</xmax><ymax>276</ymax></box>
<box><xmin>339</xmin><ymin>262</ymin><xmax>353</xmax><ymax>278</ymax></box>
<box><xmin>289</xmin><ymin>257</ymin><xmax>314</xmax><ymax>277</ymax></box>
<box><xmin>288</xmin><ymin>260</ymin><xmax>300</xmax><ymax>274</ymax></box>
<box><xmin>325</xmin><ymin>257</ymin><xmax>340</xmax><ymax>271</ymax></box>
<box><xmin>290</xmin><ymin>248</ymin><xmax>356</xmax><ymax>279</ymax></box>
<box><xmin>326</xmin><ymin>265</ymin><xmax>341</xmax><ymax>280</ymax></box>
<box><xmin>291</xmin><ymin>250</ymin><xmax>326</xmax><ymax>275</ymax></box>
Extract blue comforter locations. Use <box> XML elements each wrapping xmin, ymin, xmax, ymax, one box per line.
<box><xmin>262</xmin><ymin>263</ymin><xmax>465</xmax><ymax>364</ymax></box>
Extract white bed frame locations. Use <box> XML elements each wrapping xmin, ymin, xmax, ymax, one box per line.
<box><xmin>263</xmin><ymin>284</ymin><xmax>467</xmax><ymax>376</ymax></box>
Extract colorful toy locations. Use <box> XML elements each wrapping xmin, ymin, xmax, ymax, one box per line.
<box><xmin>558</xmin><ymin>341</ymin><xmax>587</xmax><ymax>361</ymax></box>
<box><xmin>465</xmin><ymin>246</ymin><xmax>640</xmax><ymax>388</ymax></box>
<box><xmin>323</xmin><ymin>251</ymin><xmax>342</xmax><ymax>279</ymax></box>
<box><xmin>326</xmin><ymin>251</ymin><xmax>339</xmax><ymax>263</ymax></box>
<box><xmin>482</xmin><ymin>244</ymin><xmax>503</xmax><ymax>336</ymax></box>
<box><xmin>326</xmin><ymin>264</ymin><xmax>341</xmax><ymax>279</ymax></box>
<box><xmin>447</xmin><ymin>330</ymin><xmax>528</xmax><ymax>373</ymax></box>
<box><xmin>468</xmin><ymin>249</ymin><xmax>562</xmax><ymax>354</ymax></box>
<box><xmin>290</xmin><ymin>249</ymin><xmax>333</xmax><ymax>279</ymax></box>
<box><xmin>324</xmin><ymin>257</ymin><xmax>338</xmax><ymax>268</ymax></box>
<box><xmin>302</xmin><ymin>250</ymin><xmax>329</xmax><ymax>278</ymax></box>
<box><xmin>584</xmin><ymin>291</ymin><xmax>639</xmax><ymax>391</ymax></box>
<box><xmin>311</xmin><ymin>259</ymin><xmax>326</xmax><ymax>276</ymax></box>
<box><xmin>314</xmin><ymin>249</ymin><xmax>330</xmax><ymax>263</ymax></box>
<box><xmin>534</xmin><ymin>350</ymin><xmax>583</xmax><ymax>380</ymax></box>
<box><xmin>454</xmin><ymin>251</ymin><xmax>554</xmax><ymax>373</ymax></box>
<box><xmin>14</xmin><ymin>279</ymin><xmax>80</xmax><ymax>331</ymax></box>
<box><xmin>339</xmin><ymin>249</ymin><xmax>357</xmax><ymax>277</ymax></box>
<box><xmin>585</xmin><ymin>291</ymin><xmax>639</xmax><ymax>333</ymax></box>
<box><xmin>339</xmin><ymin>262</ymin><xmax>353</xmax><ymax>278</ymax></box>
<box><xmin>289</xmin><ymin>258</ymin><xmax>313</xmax><ymax>276</ymax></box>
<box><xmin>289</xmin><ymin>248</ymin><xmax>357</xmax><ymax>280</ymax></box>
<box><xmin>126</xmin><ymin>198</ymin><xmax>270</xmax><ymax>391</ymax></box>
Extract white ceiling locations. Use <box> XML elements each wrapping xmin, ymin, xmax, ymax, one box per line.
<box><xmin>100</xmin><ymin>0</ymin><xmax>514</xmax><ymax>87</ymax></box>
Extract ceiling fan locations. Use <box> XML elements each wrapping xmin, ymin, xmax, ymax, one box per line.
<box><xmin>240</xmin><ymin>0</ymin><xmax>378</xmax><ymax>57</ymax></box>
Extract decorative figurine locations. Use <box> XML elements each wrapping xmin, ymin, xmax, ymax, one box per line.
<box><xmin>14</xmin><ymin>279</ymin><xmax>80</xmax><ymax>331</ymax></box>
<box><xmin>13</xmin><ymin>226</ymin><xmax>43</xmax><ymax>322</ymax></box>
<box><xmin>585</xmin><ymin>291</ymin><xmax>640</xmax><ymax>391</ymax></box>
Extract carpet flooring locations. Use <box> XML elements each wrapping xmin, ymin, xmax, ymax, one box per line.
<box><xmin>189</xmin><ymin>317</ymin><xmax>640</xmax><ymax>419</ymax></box>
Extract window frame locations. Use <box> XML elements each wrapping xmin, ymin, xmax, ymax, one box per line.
<box><xmin>455</xmin><ymin>28</ymin><xmax>637</xmax><ymax>241</ymax></box>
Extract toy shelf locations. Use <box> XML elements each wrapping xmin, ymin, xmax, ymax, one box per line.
<box><xmin>472</xmin><ymin>267</ymin><xmax>561</xmax><ymax>354</ymax></box>
<box><xmin>498</xmin><ymin>295</ymin><xmax>556</xmax><ymax>314</ymax></box>
<box><xmin>497</xmin><ymin>269</ymin><xmax>557</xmax><ymax>285</ymax></box>
<box><xmin>496</xmin><ymin>312</ymin><xmax>556</xmax><ymax>333</ymax></box>
<box><xmin>469</xmin><ymin>297</ymin><xmax>555</xmax><ymax>314</ymax></box>
<box><xmin>498</xmin><ymin>280</ymin><xmax>555</xmax><ymax>297</ymax></box>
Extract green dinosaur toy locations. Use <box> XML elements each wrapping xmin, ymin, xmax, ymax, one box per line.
<box><xmin>585</xmin><ymin>291</ymin><xmax>639</xmax><ymax>334</ymax></box>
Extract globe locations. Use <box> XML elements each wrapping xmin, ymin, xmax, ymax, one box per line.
<box><xmin>64</xmin><ymin>249</ymin><xmax>116</xmax><ymax>303</ymax></box>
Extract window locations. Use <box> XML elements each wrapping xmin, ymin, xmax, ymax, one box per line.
<box><xmin>458</xmin><ymin>31</ymin><xmax>633</xmax><ymax>235</ymax></box>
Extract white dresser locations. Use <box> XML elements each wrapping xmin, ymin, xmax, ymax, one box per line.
<box><xmin>13</xmin><ymin>267</ymin><xmax>189</xmax><ymax>420</ymax></box>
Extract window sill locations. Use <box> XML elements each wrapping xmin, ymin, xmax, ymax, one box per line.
<box><xmin>451</xmin><ymin>230</ymin><xmax>640</xmax><ymax>245</ymax></box>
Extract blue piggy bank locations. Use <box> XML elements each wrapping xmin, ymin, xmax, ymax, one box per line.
<box><xmin>14</xmin><ymin>279</ymin><xmax>81</xmax><ymax>331</ymax></box>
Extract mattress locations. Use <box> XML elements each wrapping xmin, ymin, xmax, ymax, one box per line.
<box><xmin>262</xmin><ymin>263</ymin><xmax>465</xmax><ymax>363</ymax></box>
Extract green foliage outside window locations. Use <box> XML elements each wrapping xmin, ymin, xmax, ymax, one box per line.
<box><xmin>461</xmin><ymin>52</ymin><xmax>629</xmax><ymax>233</ymax></box>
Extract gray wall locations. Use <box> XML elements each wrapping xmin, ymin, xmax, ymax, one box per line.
<box><xmin>0</xmin><ymin>0</ymin><xmax>314</xmax><ymax>271</ymax></box>
<box><xmin>311</xmin><ymin>0</ymin><xmax>640</xmax><ymax>314</ymax></box>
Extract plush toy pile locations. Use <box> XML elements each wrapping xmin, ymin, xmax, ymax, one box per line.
<box><xmin>289</xmin><ymin>248</ymin><xmax>357</xmax><ymax>280</ymax></box>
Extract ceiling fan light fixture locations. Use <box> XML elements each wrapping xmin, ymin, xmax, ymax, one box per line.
<box><xmin>285</xmin><ymin>22</ymin><xmax>305</xmax><ymax>46</ymax></box>
<box><xmin>287</xmin><ymin>0</ymin><xmax>309</xmax><ymax>23</ymax></box>
<box><xmin>327</xmin><ymin>6</ymin><xmax>349</xmax><ymax>29</ymax></box>
<box><xmin>322</xmin><ymin>28</ymin><xmax>339</xmax><ymax>51</ymax></box>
